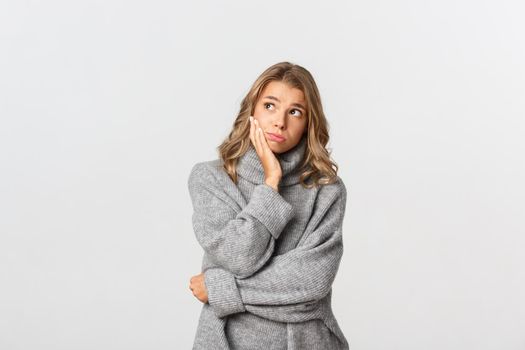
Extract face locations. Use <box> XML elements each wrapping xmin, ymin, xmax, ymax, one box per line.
<box><xmin>252</xmin><ymin>80</ymin><xmax>308</xmax><ymax>154</ymax></box>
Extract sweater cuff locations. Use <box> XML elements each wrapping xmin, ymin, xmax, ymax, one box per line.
<box><xmin>204</xmin><ymin>268</ymin><xmax>246</xmax><ymax>318</ymax></box>
<box><xmin>243</xmin><ymin>183</ymin><xmax>294</xmax><ymax>240</ymax></box>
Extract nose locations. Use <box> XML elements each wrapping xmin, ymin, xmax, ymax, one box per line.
<box><xmin>273</xmin><ymin>112</ymin><xmax>286</xmax><ymax>130</ymax></box>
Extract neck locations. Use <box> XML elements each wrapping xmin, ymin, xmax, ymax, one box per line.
<box><xmin>236</xmin><ymin>135</ymin><xmax>307</xmax><ymax>187</ymax></box>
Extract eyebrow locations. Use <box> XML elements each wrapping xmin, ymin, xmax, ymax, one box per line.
<box><xmin>263</xmin><ymin>95</ymin><xmax>306</xmax><ymax>111</ymax></box>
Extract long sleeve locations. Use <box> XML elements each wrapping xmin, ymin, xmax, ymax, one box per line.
<box><xmin>188</xmin><ymin>162</ymin><xmax>295</xmax><ymax>278</ymax></box>
<box><xmin>204</xmin><ymin>181</ymin><xmax>348</xmax><ymax>321</ymax></box>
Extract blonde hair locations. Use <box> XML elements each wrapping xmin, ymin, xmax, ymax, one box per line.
<box><xmin>218</xmin><ymin>61</ymin><xmax>339</xmax><ymax>189</ymax></box>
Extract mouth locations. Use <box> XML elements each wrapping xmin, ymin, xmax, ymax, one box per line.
<box><xmin>266</xmin><ymin>132</ymin><xmax>286</xmax><ymax>142</ymax></box>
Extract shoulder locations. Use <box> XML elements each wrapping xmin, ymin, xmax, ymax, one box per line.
<box><xmin>188</xmin><ymin>159</ymin><xmax>223</xmax><ymax>186</ymax></box>
<box><xmin>187</xmin><ymin>159</ymin><xmax>237</xmax><ymax>200</ymax></box>
<box><xmin>187</xmin><ymin>159</ymin><xmax>241</xmax><ymax>210</ymax></box>
<box><xmin>304</xmin><ymin>176</ymin><xmax>348</xmax><ymax>233</ymax></box>
<box><xmin>306</xmin><ymin>176</ymin><xmax>348</xmax><ymax>224</ymax></box>
<box><xmin>316</xmin><ymin>175</ymin><xmax>347</xmax><ymax>205</ymax></box>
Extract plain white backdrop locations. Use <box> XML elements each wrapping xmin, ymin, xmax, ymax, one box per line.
<box><xmin>1</xmin><ymin>0</ymin><xmax>524</xmax><ymax>349</ymax></box>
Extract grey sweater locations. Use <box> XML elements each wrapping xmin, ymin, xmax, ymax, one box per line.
<box><xmin>188</xmin><ymin>135</ymin><xmax>350</xmax><ymax>349</ymax></box>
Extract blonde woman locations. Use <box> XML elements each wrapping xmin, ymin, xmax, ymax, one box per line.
<box><xmin>188</xmin><ymin>61</ymin><xmax>350</xmax><ymax>349</ymax></box>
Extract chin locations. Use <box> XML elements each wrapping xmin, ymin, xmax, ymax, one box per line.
<box><xmin>269</xmin><ymin>144</ymin><xmax>290</xmax><ymax>154</ymax></box>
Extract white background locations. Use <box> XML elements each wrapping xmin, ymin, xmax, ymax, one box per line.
<box><xmin>1</xmin><ymin>0</ymin><xmax>524</xmax><ymax>349</ymax></box>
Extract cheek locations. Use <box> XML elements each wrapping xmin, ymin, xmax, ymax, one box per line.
<box><xmin>293</xmin><ymin>120</ymin><xmax>307</xmax><ymax>133</ymax></box>
<box><xmin>253</xmin><ymin>106</ymin><xmax>269</xmax><ymax>121</ymax></box>
<box><xmin>253</xmin><ymin>106</ymin><xmax>264</xmax><ymax>120</ymax></box>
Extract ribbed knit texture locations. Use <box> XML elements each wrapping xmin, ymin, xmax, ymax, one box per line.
<box><xmin>188</xmin><ymin>134</ymin><xmax>350</xmax><ymax>349</ymax></box>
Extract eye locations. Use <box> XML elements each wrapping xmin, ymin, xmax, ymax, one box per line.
<box><xmin>264</xmin><ymin>102</ymin><xmax>274</xmax><ymax>110</ymax></box>
<box><xmin>290</xmin><ymin>109</ymin><xmax>303</xmax><ymax>117</ymax></box>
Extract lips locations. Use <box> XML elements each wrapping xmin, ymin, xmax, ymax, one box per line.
<box><xmin>267</xmin><ymin>132</ymin><xmax>286</xmax><ymax>142</ymax></box>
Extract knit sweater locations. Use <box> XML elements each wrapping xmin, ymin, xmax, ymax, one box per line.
<box><xmin>188</xmin><ymin>135</ymin><xmax>350</xmax><ymax>349</ymax></box>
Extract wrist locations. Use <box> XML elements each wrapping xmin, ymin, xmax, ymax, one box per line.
<box><xmin>265</xmin><ymin>178</ymin><xmax>280</xmax><ymax>191</ymax></box>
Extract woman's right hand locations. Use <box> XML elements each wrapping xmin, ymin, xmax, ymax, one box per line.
<box><xmin>249</xmin><ymin>115</ymin><xmax>282</xmax><ymax>190</ymax></box>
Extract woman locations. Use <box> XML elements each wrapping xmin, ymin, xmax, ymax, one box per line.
<box><xmin>188</xmin><ymin>61</ymin><xmax>350</xmax><ymax>349</ymax></box>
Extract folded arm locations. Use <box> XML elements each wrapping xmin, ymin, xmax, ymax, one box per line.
<box><xmin>204</xmin><ymin>181</ymin><xmax>348</xmax><ymax>322</ymax></box>
<box><xmin>188</xmin><ymin>162</ymin><xmax>295</xmax><ymax>278</ymax></box>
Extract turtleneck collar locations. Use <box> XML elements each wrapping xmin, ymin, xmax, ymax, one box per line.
<box><xmin>236</xmin><ymin>135</ymin><xmax>307</xmax><ymax>187</ymax></box>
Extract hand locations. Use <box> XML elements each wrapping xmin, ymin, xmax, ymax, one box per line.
<box><xmin>249</xmin><ymin>116</ymin><xmax>282</xmax><ymax>189</ymax></box>
<box><xmin>189</xmin><ymin>272</ymin><xmax>209</xmax><ymax>304</ymax></box>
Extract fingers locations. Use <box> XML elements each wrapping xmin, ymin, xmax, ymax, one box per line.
<box><xmin>189</xmin><ymin>278</ymin><xmax>207</xmax><ymax>304</ymax></box>
<box><xmin>252</xmin><ymin>116</ymin><xmax>265</xmax><ymax>155</ymax></box>
<box><xmin>249</xmin><ymin>116</ymin><xmax>261</xmax><ymax>155</ymax></box>
<box><xmin>255</xmin><ymin>122</ymin><xmax>263</xmax><ymax>153</ymax></box>
<box><xmin>257</xmin><ymin>123</ymin><xmax>271</xmax><ymax>152</ymax></box>
<box><xmin>189</xmin><ymin>274</ymin><xmax>199</xmax><ymax>291</ymax></box>
<box><xmin>189</xmin><ymin>273</ymin><xmax>205</xmax><ymax>292</ymax></box>
<box><xmin>249</xmin><ymin>116</ymin><xmax>256</xmax><ymax>151</ymax></box>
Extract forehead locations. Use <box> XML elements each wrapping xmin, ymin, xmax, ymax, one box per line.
<box><xmin>260</xmin><ymin>81</ymin><xmax>306</xmax><ymax>105</ymax></box>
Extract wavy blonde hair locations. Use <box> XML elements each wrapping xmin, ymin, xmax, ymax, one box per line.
<box><xmin>218</xmin><ymin>61</ymin><xmax>339</xmax><ymax>189</ymax></box>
